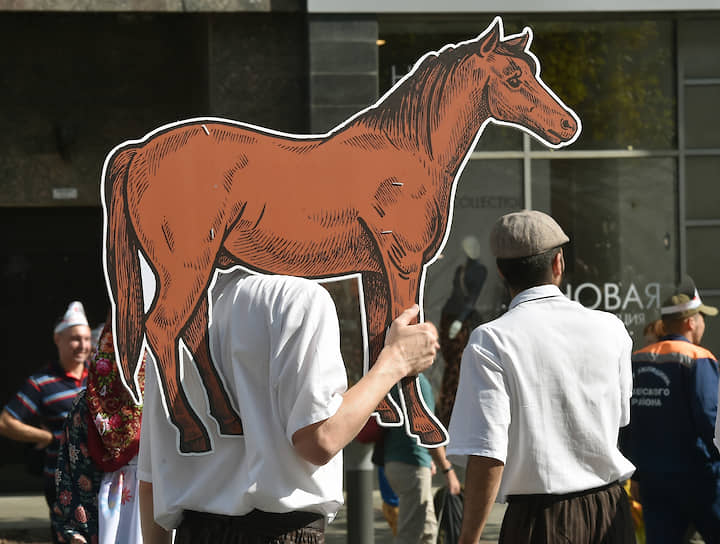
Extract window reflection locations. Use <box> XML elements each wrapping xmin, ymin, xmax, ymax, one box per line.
<box><xmin>536</xmin><ymin>158</ymin><xmax>677</xmax><ymax>346</ymax></box>
<box><xmin>379</xmin><ymin>17</ymin><xmax>676</xmax><ymax>152</ymax></box>
<box><xmin>530</xmin><ymin>20</ymin><xmax>675</xmax><ymax>150</ymax></box>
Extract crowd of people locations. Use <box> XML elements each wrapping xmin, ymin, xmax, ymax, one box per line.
<box><xmin>1</xmin><ymin>209</ymin><xmax>719</xmax><ymax>544</ymax></box>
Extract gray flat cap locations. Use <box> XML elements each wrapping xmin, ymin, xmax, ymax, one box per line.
<box><xmin>490</xmin><ymin>210</ymin><xmax>569</xmax><ymax>259</ymax></box>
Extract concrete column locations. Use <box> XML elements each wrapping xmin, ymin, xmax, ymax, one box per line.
<box><xmin>308</xmin><ymin>15</ymin><xmax>379</xmax><ymax>544</ymax></box>
<box><xmin>308</xmin><ymin>14</ymin><xmax>378</xmax><ymax>133</ymax></box>
<box><xmin>343</xmin><ymin>440</ymin><xmax>376</xmax><ymax>544</ymax></box>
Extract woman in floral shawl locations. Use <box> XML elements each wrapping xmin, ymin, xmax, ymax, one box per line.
<box><xmin>52</xmin><ymin>319</ymin><xmax>145</xmax><ymax>544</ymax></box>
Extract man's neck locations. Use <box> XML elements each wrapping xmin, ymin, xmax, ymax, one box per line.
<box><xmin>509</xmin><ymin>281</ymin><xmax>556</xmax><ymax>300</ymax></box>
<box><xmin>61</xmin><ymin>361</ymin><xmax>85</xmax><ymax>379</ymax></box>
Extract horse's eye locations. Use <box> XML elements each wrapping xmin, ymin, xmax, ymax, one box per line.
<box><xmin>507</xmin><ymin>75</ymin><xmax>521</xmax><ymax>88</ymax></box>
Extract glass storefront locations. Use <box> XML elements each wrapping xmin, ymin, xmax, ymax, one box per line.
<box><xmin>378</xmin><ymin>14</ymin><xmax>720</xmax><ymax>356</ymax></box>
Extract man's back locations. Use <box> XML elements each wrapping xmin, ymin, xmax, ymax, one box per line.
<box><xmin>450</xmin><ymin>284</ymin><xmax>634</xmax><ymax>499</ymax></box>
<box><xmin>138</xmin><ymin>273</ymin><xmax>348</xmax><ymax>529</ymax></box>
<box><xmin>623</xmin><ymin>335</ymin><xmax>719</xmax><ymax>478</ymax></box>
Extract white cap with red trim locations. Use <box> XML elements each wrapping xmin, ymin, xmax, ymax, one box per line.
<box><xmin>54</xmin><ymin>301</ymin><xmax>89</xmax><ymax>334</ymax></box>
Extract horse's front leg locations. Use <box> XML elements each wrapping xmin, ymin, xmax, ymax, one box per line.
<box><xmin>361</xmin><ymin>271</ymin><xmax>402</xmax><ymax>426</ymax></box>
<box><xmin>386</xmin><ymin>268</ymin><xmax>449</xmax><ymax>447</ymax></box>
<box><xmin>398</xmin><ymin>375</ymin><xmax>448</xmax><ymax>446</ymax></box>
<box><xmin>183</xmin><ymin>296</ymin><xmax>244</xmax><ymax>435</ymax></box>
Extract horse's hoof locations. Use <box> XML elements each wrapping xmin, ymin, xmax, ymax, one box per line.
<box><xmin>375</xmin><ymin>402</ymin><xmax>402</xmax><ymax>425</ymax></box>
<box><xmin>411</xmin><ymin>427</ymin><xmax>448</xmax><ymax>447</ymax></box>
<box><xmin>179</xmin><ymin>434</ymin><xmax>212</xmax><ymax>454</ymax></box>
<box><xmin>217</xmin><ymin>416</ymin><xmax>244</xmax><ymax>436</ymax></box>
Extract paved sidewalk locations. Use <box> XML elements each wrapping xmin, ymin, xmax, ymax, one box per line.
<box><xmin>0</xmin><ymin>494</ymin><xmax>53</xmax><ymax>544</ymax></box>
<box><xmin>324</xmin><ymin>489</ymin><xmax>505</xmax><ymax>543</ymax></box>
<box><xmin>0</xmin><ymin>491</ymin><xmax>506</xmax><ymax>543</ymax></box>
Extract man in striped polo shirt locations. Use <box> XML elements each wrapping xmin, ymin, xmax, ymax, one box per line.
<box><xmin>0</xmin><ymin>301</ymin><xmax>90</xmax><ymax>516</ymax></box>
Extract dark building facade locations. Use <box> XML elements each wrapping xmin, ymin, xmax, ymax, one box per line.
<box><xmin>1</xmin><ymin>0</ymin><xmax>718</xmax><ymax>492</ymax></box>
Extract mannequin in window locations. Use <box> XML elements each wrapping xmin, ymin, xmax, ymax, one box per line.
<box><xmin>436</xmin><ymin>236</ymin><xmax>487</xmax><ymax>427</ymax></box>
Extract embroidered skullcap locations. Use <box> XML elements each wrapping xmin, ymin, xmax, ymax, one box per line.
<box><xmin>54</xmin><ymin>301</ymin><xmax>89</xmax><ymax>334</ymax></box>
<box><xmin>490</xmin><ymin>210</ymin><xmax>569</xmax><ymax>259</ymax></box>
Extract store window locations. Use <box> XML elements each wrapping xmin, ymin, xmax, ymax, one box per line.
<box><xmin>530</xmin><ymin>20</ymin><xmax>675</xmax><ymax>151</ymax></box>
<box><xmin>541</xmin><ymin>158</ymin><xmax>677</xmax><ymax>341</ymax></box>
<box><xmin>680</xmin><ymin>18</ymin><xmax>720</xmax><ymax>357</ymax></box>
<box><xmin>378</xmin><ymin>15</ymin><xmax>678</xmax><ymax>350</ymax></box>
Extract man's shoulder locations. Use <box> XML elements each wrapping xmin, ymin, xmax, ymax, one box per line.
<box><xmin>240</xmin><ymin>273</ymin><xmax>324</xmax><ymax>297</ymax></box>
<box><xmin>25</xmin><ymin>363</ymin><xmax>64</xmax><ymax>387</ymax></box>
<box><xmin>552</xmin><ymin>296</ymin><xmax>628</xmax><ymax>334</ymax></box>
<box><xmin>212</xmin><ymin>273</ymin><xmax>336</xmax><ymax>340</ymax></box>
<box><xmin>214</xmin><ymin>272</ymin><xmax>328</xmax><ymax>310</ymax></box>
<box><xmin>256</xmin><ymin>275</ymin><xmax>331</xmax><ymax>310</ymax></box>
<box><xmin>479</xmin><ymin>297</ymin><xmax>623</xmax><ymax>325</ymax></box>
<box><xmin>634</xmin><ymin>339</ymin><xmax>717</xmax><ymax>364</ymax></box>
<box><xmin>585</xmin><ymin>305</ymin><xmax>628</xmax><ymax>328</ymax></box>
<box><xmin>472</xmin><ymin>298</ymin><xmax>628</xmax><ymax>347</ymax></box>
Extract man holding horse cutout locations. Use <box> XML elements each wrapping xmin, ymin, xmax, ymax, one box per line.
<box><xmin>138</xmin><ymin>271</ymin><xmax>439</xmax><ymax>543</ymax></box>
<box><xmin>97</xmin><ymin>15</ymin><xmax>589</xmax><ymax>543</ymax></box>
<box><xmin>448</xmin><ymin>210</ymin><xmax>636</xmax><ymax>543</ymax></box>
<box><xmin>101</xmin><ymin>17</ymin><xmax>580</xmax><ymax>456</ymax></box>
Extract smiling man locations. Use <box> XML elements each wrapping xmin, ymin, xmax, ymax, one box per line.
<box><xmin>0</xmin><ymin>301</ymin><xmax>91</xmax><ymax>519</ymax></box>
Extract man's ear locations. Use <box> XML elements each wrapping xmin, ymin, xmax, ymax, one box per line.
<box><xmin>552</xmin><ymin>250</ymin><xmax>564</xmax><ymax>277</ymax></box>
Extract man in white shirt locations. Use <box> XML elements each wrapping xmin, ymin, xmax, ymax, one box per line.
<box><xmin>138</xmin><ymin>272</ymin><xmax>439</xmax><ymax>544</ymax></box>
<box><xmin>447</xmin><ymin>210</ymin><xmax>636</xmax><ymax>544</ymax></box>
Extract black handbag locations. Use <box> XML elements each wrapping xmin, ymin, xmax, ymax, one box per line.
<box><xmin>434</xmin><ymin>486</ymin><xmax>464</xmax><ymax>544</ymax></box>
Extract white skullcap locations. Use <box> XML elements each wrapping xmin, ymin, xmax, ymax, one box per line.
<box><xmin>54</xmin><ymin>301</ymin><xmax>89</xmax><ymax>334</ymax></box>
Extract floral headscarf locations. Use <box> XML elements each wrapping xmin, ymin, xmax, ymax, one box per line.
<box><xmin>86</xmin><ymin>321</ymin><xmax>145</xmax><ymax>473</ymax></box>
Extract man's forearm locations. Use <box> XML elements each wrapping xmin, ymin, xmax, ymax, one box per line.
<box><xmin>139</xmin><ymin>481</ymin><xmax>172</xmax><ymax>544</ymax></box>
<box><xmin>292</xmin><ymin>304</ymin><xmax>439</xmax><ymax>465</ymax></box>
<box><xmin>430</xmin><ymin>445</ymin><xmax>452</xmax><ymax>472</ymax></box>
<box><xmin>431</xmin><ymin>446</ymin><xmax>462</xmax><ymax>494</ymax></box>
<box><xmin>458</xmin><ymin>455</ymin><xmax>504</xmax><ymax>544</ymax></box>
<box><xmin>0</xmin><ymin>409</ymin><xmax>53</xmax><ymax>447</ymax></box>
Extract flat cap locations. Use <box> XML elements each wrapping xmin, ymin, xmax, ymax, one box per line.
<box><xmin>490</xmin><ymin>210</ymin><xmax>569</xmax><ymax>259</ymax></box>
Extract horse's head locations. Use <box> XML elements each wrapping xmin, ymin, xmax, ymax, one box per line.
<box><xmin>462</xmin><ymin>18</ymin><xmax>581</xmax><ymax>148</ymax></box>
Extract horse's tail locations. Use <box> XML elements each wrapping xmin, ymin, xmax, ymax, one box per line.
<box><xmin>103</xmin><ymin>146</ymin><xmax>145</xmax><ymax>403</ymax></box>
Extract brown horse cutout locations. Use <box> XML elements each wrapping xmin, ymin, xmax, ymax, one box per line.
<box><xmin>102</xmin><ymin>16</ymin><xmax>581</xmax><ymax>454</ymax></box>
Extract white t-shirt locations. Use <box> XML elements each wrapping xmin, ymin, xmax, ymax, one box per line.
<box><xmin>447</xmin><ymin>284</ymin><xmax>635</xmax><ymax>501</ymax></box>
<box><xmin>138</xmin><ymin>273</ymin><xmax>348</xmax><ymax>530</ymax></box>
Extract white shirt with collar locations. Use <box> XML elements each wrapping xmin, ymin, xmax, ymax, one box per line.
<box><xmin>138</xmin><ymin>273</ymin><xmax>348</xmax><ymax>529</ymax></box>
<box><xmin>447</xmin><ymin>284</ymin><xmax>635</xmax><ymax>500</ymax></box>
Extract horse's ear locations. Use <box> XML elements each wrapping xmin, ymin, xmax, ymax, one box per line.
<box><xmin>477</xmin><ymin>19</ymin><xmax>501</xmax><ymax>57</ymax></box>
<box><xmin>504</xmin><ymin>29</ymin><xmax>532</xmax><ymax>51</ymax></box>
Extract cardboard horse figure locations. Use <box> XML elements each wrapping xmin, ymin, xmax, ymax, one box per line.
<box><xmin>102</xmin><ymin>16</ymin><xmax>581</xmax><ymax>454</ymax></box>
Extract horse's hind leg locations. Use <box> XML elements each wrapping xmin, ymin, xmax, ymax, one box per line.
<box><xmin>361</xmin><ymin>272</ymin><xmax>402</xmax><ymax>425</ymax></box>
<box><xmin>146</xmin><ymin>318</ymin><xmax>212</xmax><ymax>453</ymax></box>
<box><xmin>183</xmin><ymin>296</ymin><xmax>243</xmax><ymax>435</ymax></box>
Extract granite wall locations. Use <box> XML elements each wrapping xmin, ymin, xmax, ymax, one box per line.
<box><xmin>0</xmin><ymin>10</ymin><xmax>308</xmax><ymax>206</ymax></box>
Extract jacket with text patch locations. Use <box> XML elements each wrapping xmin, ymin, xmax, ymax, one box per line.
<box><xmin>620</xmin><ymin>334</ymin><xmax>720</xmax><ymax>481</ymax></box>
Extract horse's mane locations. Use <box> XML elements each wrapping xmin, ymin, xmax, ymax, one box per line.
<box><xmin>355</xmin><ymin>39</ymin><xmax>536</xmax><ymax>155</ymax></box>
